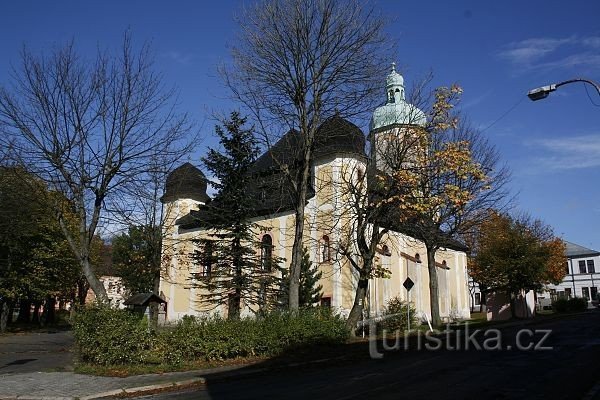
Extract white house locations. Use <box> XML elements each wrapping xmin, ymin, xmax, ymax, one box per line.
<box><xmin>543</xmin><ymin>241</ymin><xmax>599</xmax><ymax>306</ymax></box>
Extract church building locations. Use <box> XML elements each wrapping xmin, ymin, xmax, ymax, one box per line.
<box><xmin>159</xmin><ymin>66</ymin><xmax>471</xmax><ymax>323</ymax></box>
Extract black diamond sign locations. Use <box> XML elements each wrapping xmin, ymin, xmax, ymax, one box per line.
<box><xmin>403</xmin><ymin>277</ymin><xmax>414</xmax><ymax>291</ymax></box>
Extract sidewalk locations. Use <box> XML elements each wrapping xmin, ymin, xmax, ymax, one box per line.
<box><xmin>0</xmin><ymin>364</ymin><xmax>252</xmax><ymax>400</ymax></box>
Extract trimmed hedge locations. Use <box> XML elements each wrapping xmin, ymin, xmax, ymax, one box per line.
<box><xmin>72</xmin><ymin>306</ymin><xmax>349</xmax><ymax>366</ymax></box>
<box><xmin>552</xmin><ymin>297</ymin><xmax>588</xmax><ymax>313</ymax></box>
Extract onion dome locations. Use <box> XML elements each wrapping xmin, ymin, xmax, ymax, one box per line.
<box><xmin>371</xmin><ymin>63</ymin><xmax>426</xmax><ymax>131</ymax></box>
<box><xmin>161</xmin><ymin>162</ymin><xmax>210</xmax><ymax>203</ymax></box>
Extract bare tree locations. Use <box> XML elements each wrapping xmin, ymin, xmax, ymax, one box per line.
<box><xmin>223</xmin><ymin>0</ymin><xmax>391</xmax><ymax>310</ymax></box>
<box><xmin>0</xmin><ymin>34</ymin><xmax>195</xmax><ymax>302</ymax></box>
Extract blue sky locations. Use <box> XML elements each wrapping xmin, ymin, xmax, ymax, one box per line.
<box><xmin>1</xmin><ymin>1</ymin><xmax>599</xmax><ymax>250</ymax></box>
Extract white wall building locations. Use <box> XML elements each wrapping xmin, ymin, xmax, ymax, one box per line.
<box><xmin>544</xmin><ymin>241</ymin><xmax>599</xmax><ymax>305</ymax></box>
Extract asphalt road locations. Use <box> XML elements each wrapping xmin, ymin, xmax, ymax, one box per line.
<box><xmin>0</xmin><ymin>330</ymin><xmax>73</xmax><ymax>374</ymax></box>
<box><xmin>137</xmin><ymin>310</ymin><xmax>600</xmax><ymax>400</ymax></box>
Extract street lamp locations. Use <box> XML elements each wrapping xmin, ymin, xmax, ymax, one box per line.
<box><xmin>527</xmin><ymin>78</ymin><xmax>600</xmax><ymax>101</ymax></box>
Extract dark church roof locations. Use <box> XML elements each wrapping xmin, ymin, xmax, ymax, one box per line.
<box><xmin>250</xmin><ymin>116</ymin><xmax>366</xmax><ymax>173</ymax></box>
<box><xmin>161</xmin><ymin>162</ymin><xmax>210</xmax><ymax>203</ymax></box>
<box><xmin>176</xmin><ymin>117</ymin><xmax>366</xmax><ymax>230</ymax></box>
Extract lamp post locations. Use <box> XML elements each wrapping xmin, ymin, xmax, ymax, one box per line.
<box><xmin>527</xmin><ymin>78</ymin><xmax>600</xmax><ymax>101</ymax></box>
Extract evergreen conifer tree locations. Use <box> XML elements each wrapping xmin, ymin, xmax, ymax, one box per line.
<box><xmin>191</xmin><ymin>112</ymin><xmax>281</xmax><ymax>318</ymax></box>
<box><xmin>280</xmin><ymin>247</ymin><xmax>323</xmax><ymax>308</ymax></box>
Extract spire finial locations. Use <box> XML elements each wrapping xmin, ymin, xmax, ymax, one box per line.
<box><xmin>391</xmin><ymin>62</ymin><xmax>396</xmax><ymax>73</ymax></box>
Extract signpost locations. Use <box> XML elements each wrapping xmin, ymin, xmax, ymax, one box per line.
<box><xmin>403</xmin><ymin>277</ymin><xmax>414</xmax><ymax>331</ymax></box>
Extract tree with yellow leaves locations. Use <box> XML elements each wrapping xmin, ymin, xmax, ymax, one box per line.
<box><xmin>381</xmin><ymin>84</ymin><xmax>510</xmax><ymax>326</ymax></box>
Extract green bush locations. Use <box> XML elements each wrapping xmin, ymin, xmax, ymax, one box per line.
<box><xmin>552</xmin><ymin>298</ymin><xmax>568</xmax><ymax>313</ymax></box>
<box><xmin>379</xmin><ymin>296</ymin><xmax>417</xmax><ymax>333</ymax></box>
<box><xmin>72</xmin><ymin>306</ymin><xmax>348</xmax><ymax>366</ymax></box>
<box><xmin>567</xmin><ymin>297</ymin><xmax>588</xmax><ymax>312</ymax></box>
<box><xmin>552</xmin><ymin>297</ymin><xmax>588</xmax><ymax>313</ymax></box>
<box><xmin>71</xmin><ymin>305</ymin><xmax>154</xmax><ymax>365</ymax></box>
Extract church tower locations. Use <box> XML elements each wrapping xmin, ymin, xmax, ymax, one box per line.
<box><xmin>160</xmin><ymin>162</ymin><xmax>210</xmax><ymax>239</ymax></box>
<box><xmin>370</xmin><ymin>63</ymin><xmax>426</xmax><ymax>171</ymax></box>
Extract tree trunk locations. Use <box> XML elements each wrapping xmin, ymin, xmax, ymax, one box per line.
<box><xmin>480</xmin><ymin>289</ymin><xmax>487</xmax><ymax>314</ymax></box>
<box><xmin>289</xmin><ymin>156</ymin><xmax>311</xmax><ymax>312</ymax></box>
<box><xmin>346</xmin><ymin>278</ymin><xmax>369</xmax><ymax>336</ymax></box>
<box><xmin>229</xmin><ymin>288</ymin><xmax>241</xmax><ymax>320</ymax></box>
<box><xmin>17</xmin><ymin>299</ymin><xmax>31</xmax><ymax>323</ymax></box>
<box><xmin>82</xmin><ymin>257</ymin><xmax>108</xmax><ymax>302</ymax></box>
<box><xmin>7</xmin><ymin>302</ymin><xmax>14</xmax><ymax>325</ymax></box>
<box><xmin>31</xmin><ymin>301</ymin><xmax>41</xmax><ymax>325</ymax></box>
<box><xmin>44</xmin><ymin>297</ymin><xmax>56</xmax><ymax>325</ymax></box>
<box><xmin>426</xmin><ymin>246</ymin><xmax>442</xmax><ymax>327</ymax></box>
<box><xmin>509</xmin><ymin>290</ymin><xmax>517</xmax><ymax>319</ymax></box>
<box><xmin>77</xmin><ymin>278</ymin><xmax>89</xmax><ymax>305</ymax></box>
<box><xmin>148</xmin><ymin>271</ymin><xmax>160</xmax><ymax>330</ymax></box>
<box><xmin>0</xmin><ymin>301</ymin><xmax>9</xmax><ymax>333</ymax></box>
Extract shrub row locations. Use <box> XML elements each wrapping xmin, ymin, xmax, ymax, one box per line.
<box><xmin>71</xmin><ymin>306</ymin><xmax>349</xmax><ymax>366</ymax></box>
<box><xmin>552</xmin><ymin>297</ymin><xmax>588</xmax><ymax>313</ymax></box>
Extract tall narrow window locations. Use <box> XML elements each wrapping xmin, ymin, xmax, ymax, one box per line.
<box><xmin>415</xmin><ymin>253</ymin><xmax>421</xmax><ymax>263</ymax></box>
<box><xmin>199</xmin><ymin>240</ymin><xmax>213</xmax><ymax>278</ymax></box>
<box><xmin>579</xmin><ymin>260</ymin><xmax>587</xmax><ymax>274</ymax></box>
<box><xmin>321</xmin><ymin>235</ymin><xmax>331</xmax><ymax>263</ymax></box>
<box><xmin>587</xmin><ymin>260</ymin><xmax>595</xmax><ymax>273</ymax></box>
<box><xmin>565</xmin><ymin>262</ymin><xmax>570</xmax><ymax>275</ymax></box>
<box><xmin>260</xmin><ymin>234</ymin><xmax>273</xmax><ymax>272</ymax></box>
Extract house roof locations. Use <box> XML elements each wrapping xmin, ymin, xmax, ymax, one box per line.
<box><xmin>565</xmin><ymin>241</ymin><xmax>600</xmax><ymax>258</ymax></box>
<box><xmin>123</xmin><ymin>293</ymin><xmax>166</xmax><ymax>306</ymax></box>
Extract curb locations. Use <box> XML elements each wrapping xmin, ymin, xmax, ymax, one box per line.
<box><xmin>0</xmin><ymin>378</ymin><xmax>206</xmax><ymax>400</ymax></box>
<box><xmin>82</xmin><ymin>377</ymin><xmax>206</xmax><ymax>399</ymax></box>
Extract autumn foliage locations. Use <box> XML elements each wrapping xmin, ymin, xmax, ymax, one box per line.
<box><xmin>469</xmin><ymin>211</ymin><xmax>567</xmax><ymax>295</ymax></box>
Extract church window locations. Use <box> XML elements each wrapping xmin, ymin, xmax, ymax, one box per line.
<box><xmin>321</xmin><ymin>235</ymin><xmax>332</xmax><ymax>262</ymax></box>
<box><xmin>260</xmin><ymin>234</ymin><xmax>273</xmax><ymax>271</ymax></box>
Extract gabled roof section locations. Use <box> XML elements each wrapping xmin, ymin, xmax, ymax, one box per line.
<box><xmin>124</xmin><ymin>293</ymin><xmax>166</xmax><ymax>306</ymax></box>
<box><xmin>565</xmin><ymin>241</ymin><xmax>600</xmax><ymax>258</ymax></box>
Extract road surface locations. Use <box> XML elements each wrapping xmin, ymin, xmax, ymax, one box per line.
<box><xmin>134</xmin><ymin>310</ymin><xmax>600</xmax><ymax>400</ymax></box>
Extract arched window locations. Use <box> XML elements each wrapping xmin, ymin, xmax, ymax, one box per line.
<box><xmin>382</xmin><ymin>245</ymin><xmax>391</xmax><ymax>257</ymax></box>
<box><xmin>260</xmin><ymin>234</ymin><xmax>273</xmax><ymax>271</ymax></box>
<box><xmin>415</xmin><ymin>253</ymin><xmax>421</xmax><ymax>263</ymax></box>
<box><xmin>321</xmin><ymin>235</ymin><xmax>331</xmax><ymax>263</ymax></box>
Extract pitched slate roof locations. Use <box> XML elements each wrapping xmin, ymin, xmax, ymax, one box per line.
<box><xmin>565</xmin><ymin>241</ymin><xmax>600</xmax><ymax>258</ymax></box>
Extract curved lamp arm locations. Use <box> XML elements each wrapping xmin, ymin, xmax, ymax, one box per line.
<box><xmin>527</xmin><ymin>78</ymin><xmax>600</xmax><ymax>101</ymax></box>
